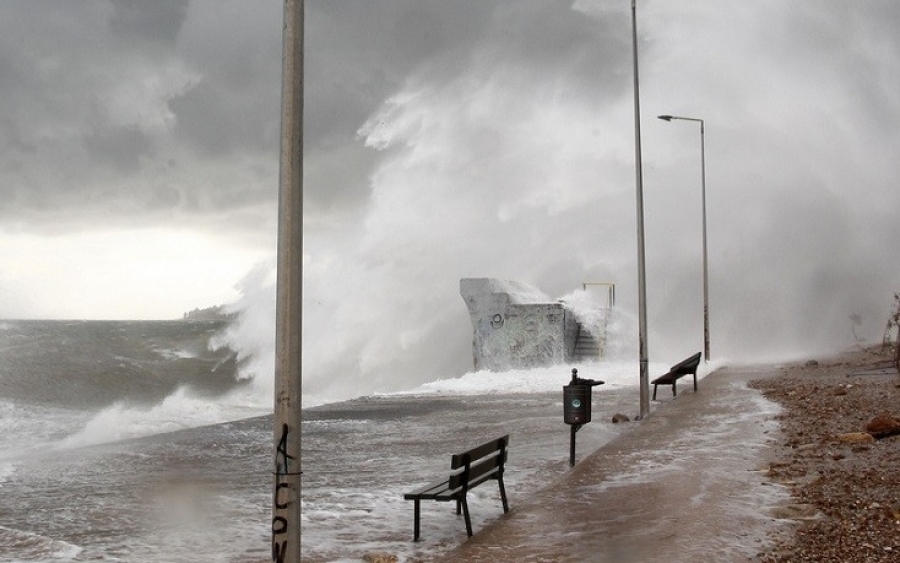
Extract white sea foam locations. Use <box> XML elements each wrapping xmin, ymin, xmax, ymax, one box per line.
<box><xmin>58</xmin><ymin>386</ymin><xmax>269</xmax><ymax>449</ymax></box>
<box><xmin>0</xmin><ymin>525</ymin><xmax>82</xmax><ymax>561</ymax></box>
<box><xmin>0</xmin><ymin>399</ymin><xmax>92</xmax><ymax>458</ymax></box>
<box><xmin>60</xmin><ymin>358</ymin><xmax>721</xmax><ymax>450</ymax></box>
<box><xmin>388</xmin><ymin>358</ymin><xmax>721</xmax><ymax>397</ymax></box>
<box><xmin>559</xmin><ymin>288</ymin><xmax>613</xmax><ymax>340</ymax></box>
<box><xmin>0</xmin><ymin>462</ymin><xmax>16</xmax><ymax>487</ymax></box>
<box><xmin>156</xmin><ymin>346</ymin><xmax>199</xmax><ymax>360</ymax></box>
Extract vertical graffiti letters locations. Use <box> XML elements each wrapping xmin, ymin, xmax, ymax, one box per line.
<box><xmin>276</xmin><ymin>422</ymin><xmax>294</xmax><ymax>474</ymax></box>
<box><xmin>272</xmin><ymin>423</ymin><xmax>294</xmax><ymax>562</ymax></box>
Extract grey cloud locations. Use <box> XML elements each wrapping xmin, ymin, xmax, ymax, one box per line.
<box><xmin>84</xmin><ymin>126</ymin><xmax>154</xmax><ymax>172</ymax></box>
<box><xmin>109</xmin><ymin>0</ymin><xmax>189</xmax><ymax>45</ymax></box>
<box><xmin>474</xmin><ymin>1</ymin><xmax>630</xmax><ymax>91</ymax></box>
<box><xmin>0</xmin><ymin>0</ymin><xmax>633</xmax><ymax>234</ymax></box>
<box><xmin>0</xmin><ymin>117</ymin><xmax>35</xmax><ymax>155</ymax></box>
<box><xmin>169</xmin><ymin>81</ymin><xmax>235</xmax><ymax>156</ymax></box>
<box><xmin>0</xmin><ymin>0</ymin><xmax>281</xmax><ymax>229</ymax></box>
<box><xmin>173</xmin><ymin>1</ymin><xmax>283</xmax><ymax>151</ymax></box>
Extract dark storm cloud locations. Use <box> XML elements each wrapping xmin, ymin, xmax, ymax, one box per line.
<box><xmin>0</xmin><ymin>0</ymin><xmax>283</xmax><ymax>231</ymax></box>
<box><xmin>84</xmin><ymin>126</ymin><xmax>154</xmax><ymax>172</ymax></box>
<box><xmin>169</xmin><ymin>81</ymin><xmax>236</xmax><ymax>156</ymax></box>
<box><xmin>109</xmin><ymin>0</ymin><xmax>189</xmax><ymax>45</ymax></box>
<box><xmin>168</xmin><ymin>1</ymin><xmax>283</xmax><ymax>158</ymax></box>
<box><xmin>0</xmin><ymin>0</ymin><xmax>634</xmax><ymax>234</ymax></box>
<box><xmin>0</xmin><ymin>2</ymin><xmax>171</xmax><ymax>222</ymax></box>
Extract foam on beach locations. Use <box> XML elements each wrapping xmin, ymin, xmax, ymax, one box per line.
<box><xmin>385</xmin><ymin>359</ymin><xmax>705</xmax><ymax>397</ymax></box>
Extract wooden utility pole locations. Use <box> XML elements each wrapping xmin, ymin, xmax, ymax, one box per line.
<box><xmin>272</xmin><ymin>1</ymin><xmax>303</xmax><ymax>562</ymax></box>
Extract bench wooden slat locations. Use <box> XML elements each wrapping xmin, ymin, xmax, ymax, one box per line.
<box><xmin>450</xmin><ymin>436</ymin><xmax>508</xmax><ymax>468</ymax></box>
<box><xmin>446</xmin><ymin>462</ymin><xmax>504</xmax><ymax>496</ymax></box>
<box><xmin>672</xmin><ymin>351</ymin><xmax>702</xmax><ymax>371</ymax></box>
<box><xmin>448</xmin><ymin>450</ymin><xmax>506</xmax><ymax>490</ymax></box>
<box><xmin>403</xmin><ymin>480</ymin><xmax>451</xmax><ymax>500</ymax></box>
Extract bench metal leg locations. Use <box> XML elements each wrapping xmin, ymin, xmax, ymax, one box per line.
<box><xmin>412</xmin><ymin>499</ymin><xmax>421</xmax><ymax>542</ymax></box>
<box><xmin>460</xmin><ymin>497</ymin><xmax>473</xmax><ymax>537</ymax></box>
<box><xmin>456</xmin><ymin>499</ymin><xmax>462</xmax><ymax>515</ymax></box>
<box><xmin>693</xmin><ymin>373</ymin><xmax>698</xmax><ymax>392</ymax></box>
<box><xmin>672</xmin><ymin>381</ymin><xmax>677</xmax><ymax>397</ymax></box>
<box><xmin>498</xmin><ymin>476</ymin><xmax>509</xmax><ymax>513</ymax></box>
<box><xmin>652</xmin><ymin>384</ymin><xmax>658</xmax><ymax>401</ymax></box>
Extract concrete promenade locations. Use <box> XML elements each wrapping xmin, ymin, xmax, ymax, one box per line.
<box><xmin>428</xmin><ymin>365</ymin><xmax>791</xmax><ymax>563</ymax></box>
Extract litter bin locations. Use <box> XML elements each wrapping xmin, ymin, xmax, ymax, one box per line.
<box><xmin>563</xmin><ymin>368</ymin><xmax>604</xmax><ymax>466</ymax></box>
<box><xmin>563</xmin><ymin>382</ymin><xmax>593</xmax><ymax>424</ymax></box>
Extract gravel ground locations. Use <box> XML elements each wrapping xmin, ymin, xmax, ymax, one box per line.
<box><xmin>749</xmin><ymin>346</ymin><xmax>900</xmax><ymax>563</ymax></box>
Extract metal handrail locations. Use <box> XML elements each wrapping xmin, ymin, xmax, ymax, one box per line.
<box><xmin>581</xmin><ymin>282</ymin><xmax>616</xmax><ymax>309</ymax></box>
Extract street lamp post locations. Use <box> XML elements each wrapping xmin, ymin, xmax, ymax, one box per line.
<box><xmin>657</xmin><ymin>114</ymin><xmax>710</xmax><ymax>362</ymax></box>
<box><xmin>631</xmin><ymin>0</ymin><xmax>650</xmax><ymax>419</ymax></box>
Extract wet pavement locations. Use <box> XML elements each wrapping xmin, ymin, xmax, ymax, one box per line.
<box><xmin>426</xmin><ymin>365</ymin><xmax>792</xmax><ymax>563</ymax></box>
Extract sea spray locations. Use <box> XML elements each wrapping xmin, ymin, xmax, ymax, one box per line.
<box><xmin>209</xmin><ymin>262</ymin><xmax>277</xmax><ymax>405</ymax></box>
<box><xmin>215</xmin><ymin>264</ymin><xmax>646</xmax><ymax>407</ymax></box>
<box><xmin>0</xmin><ymin>319</ymin><xmax>271</xmax><ymax>451</ymax></box>
<box><xmin>55</xmin><ymin>267</ymin><xmax>280</xmax><ymax>449</ymax></box>
<box><xmin>559</xmin><ymin>289</ymin><xmax>639</xmax><ymax>362</ymax></box>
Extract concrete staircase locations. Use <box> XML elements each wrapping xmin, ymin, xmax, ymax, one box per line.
<box><xmin>570</xmin><ymin>307</ymin><xmax>610</xmax><ymax>362</ymax></box>
<box><xmin>572</xmin><ymin>326</ymin><xmax>600</xmax><ymax>361</ymax></box>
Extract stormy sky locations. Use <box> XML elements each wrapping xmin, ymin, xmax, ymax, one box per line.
<box><xmin>3</xmin><ymin>1</ymin><xmax>900</xmax><ymax>401</ymax></box>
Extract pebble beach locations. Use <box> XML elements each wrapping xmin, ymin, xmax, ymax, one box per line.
<box><xmin>751</xmin><ymin>345</ymin><xmax>900</xmax><ymax>563</ymax></box>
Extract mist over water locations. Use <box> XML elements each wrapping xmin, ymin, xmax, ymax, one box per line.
<box><xmin>207</xmin><ymin>1</ymin><xmax>900</xmax><ymax>408</ymax></box>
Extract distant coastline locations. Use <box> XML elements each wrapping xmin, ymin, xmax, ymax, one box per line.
<box><xmin>181</xmin><ymin>305</ymin><xmax>234</xmax><ymax>322</ymax></box>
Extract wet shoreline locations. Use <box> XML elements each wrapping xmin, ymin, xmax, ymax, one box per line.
<box><xmin>752</xmin><ymin>346</ymin><xmax>900</xmax><ymax>563</ymax></box>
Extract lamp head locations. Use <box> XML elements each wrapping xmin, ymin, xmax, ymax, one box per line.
<box><xmin>657</xmin><ymin>115</ymin><xmax>674</xmax><ymax>121</ymax></box>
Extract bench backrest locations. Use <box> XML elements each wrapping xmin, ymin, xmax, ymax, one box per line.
<box><xmin>448</xmin><ymin>435</ymin><xmax>509</xmax><ymax>492</ymax></box>
<box><xmin>670</xmin><ymin>352</ymin><xmax>702</xmax><ymax>375</ymax></box>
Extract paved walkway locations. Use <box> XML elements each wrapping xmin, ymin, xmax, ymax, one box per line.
<box><xmin>428</xmin><ymin>365</ymin><xmax>791</xmax><ymax>563</ymax></box>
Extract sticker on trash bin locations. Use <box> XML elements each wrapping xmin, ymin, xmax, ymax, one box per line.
<box><xmin>571</xmin><ymin>399</ymin><xmax>582</xmax><ymax>408</ymax></box>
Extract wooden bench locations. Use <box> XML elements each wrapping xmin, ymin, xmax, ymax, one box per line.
<box><xmin>651</xmin><ymin>352</ymin><xmax>702</xmax><ymax>400</ymax></box>
<box><xmin>403</xmin><ymin>435</ymin><xmax>510</xmax><ymax>541</ymax></box>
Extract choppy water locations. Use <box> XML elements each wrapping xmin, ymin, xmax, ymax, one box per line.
<box><xmin>0</xmin><ymin>320</ymin><xmax>664</xmax><ymax>563</ymax></box>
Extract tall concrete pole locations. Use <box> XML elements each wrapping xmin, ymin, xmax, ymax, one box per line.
<box><xmin>272</xmin><ymin>1</ymin><xmax>303</xmax><ymax>562</ymax></box>
<box><xmin>631</xmin><ymin>0</ymin><xmax>650</xmax><ymax>420</ymax></box>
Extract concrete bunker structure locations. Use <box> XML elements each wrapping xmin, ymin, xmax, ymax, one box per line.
<box><xmin>460</xmin><ymin>278</ymin><xmax>607</xmax><ymax>372</ymax></box>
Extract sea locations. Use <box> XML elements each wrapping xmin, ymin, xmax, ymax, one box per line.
<box><xmin>0</xmin><ymin>319</ymin><xmax>678</xmax><ymax>563</ymax></box>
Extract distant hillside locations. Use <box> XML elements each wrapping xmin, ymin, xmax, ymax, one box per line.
<box><xmin>182</xmin><ymin>305</ymin><xmax>234</xmax><ymax>322</ymax></box>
